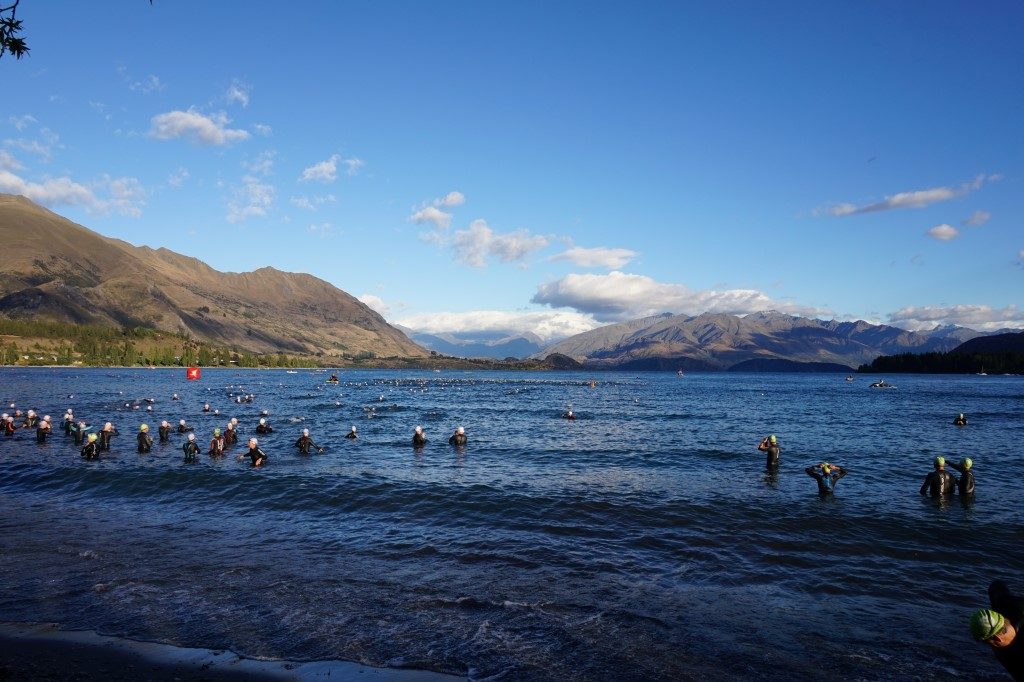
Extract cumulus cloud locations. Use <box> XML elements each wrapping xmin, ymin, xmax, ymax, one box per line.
<box><xmin>452</xmin><ymin>219</ymin><xmax>549</xmax><ymax>267</ymax></box>
<box><xmin>8</xmin><ymin>115</ymin><xmax>37</xmax><ymax>131</ymax></box>
<box><xmin>226</xmin><ymin>175</ymin><xmax>274</xmax><ymax>223</ymax></box>
<box><xmin>253</xmin><ymin>123</ymin><xmax>273</xmax><ymax>137</ymax></box>
<box><xmin>964</xmin><ymin>210</ymin><xmax>991</xmax><ymax>226</ymax></box>
<box><xmin>532</xmin><ymin>271</ymin><xmax>831</xmax><ymax>322</ymax></box>
<box><xmin>926</xmin><ymin>224</ymin><xmax>959</xmax><ymax>241</ymax></box>
<box><xmin>4</xmin><ymin>127</ymin><xmax>61</xmax><ymax>162</ymax></box>
<box><xmin>819</xmin><ymin>174</ymin><xmax>1000</xmax><ymax>217</ymax></box>
<box><xmin>343</xmin><ymin>157</ymin><xmax>364</xmax><ymax>176</ymax></box>
<box><xmin>290</xmin><ymin>194</ymin><xmax>336</xmax><ymax>211</ymax></box>
<box><xmin>242</xmin><ymin>150</ymin><xmax>275</xmax><ymax>177</ymax></box>
<box><xmin>0</xmin><ymin>170</ymin><xmax>145</xmax><ymax>217</ymax></box>
<box><xmin>888</xmin><ymin>304</ymin><xmax>1024</xmax><ymax>331</ymax></box>
<box><xmin>411</xmin><ymin>205</ymin><xmax>453</xmax><ymax>230</ymax></box>
<box><xmin>119</xmin><ymin>66</ymin><xmax>165</xmax><ymax>94</ymax></box>
<box><xmin>396</xmin><ymin>309</ymin><xmax>599</xmax><ymax>343</ymax></box>
<box><xmin>436</xmin><ymin>191</ymin><xmax>465</xmax><ymax>207</ymax></box>
<box><xmin>0</xmin><ymin>150</ymin><xmax>22</xmax><ymax>171</ymax></box>
<box><xmin>358</xmin><ymin>294</ymin><xmax>389</xmax><ymax>317</ymax></box>
<box><xmin>225</xmin><ymin>79</ymin><xmax>251</xmax><ymax>107</ymax></box>
<box><xmin>551</xmin><ymin>246</ymin><xmax>637</xmax><ymax>269</ymax></box>
<box><xmin>167</xmin><ymin>167</ymin><xmax>189</xmax><ymax>188</ymax></box>
<box><xmin>150</xmin><ymin>108</ymin><xmax>250</xmax><ymax>146</ymax></box>
<box><xmin>300</xmin><ymin>154</ymin><xmax>340</xmax><ymax>183</ymax></box>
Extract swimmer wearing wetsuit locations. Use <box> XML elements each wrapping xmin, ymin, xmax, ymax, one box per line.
<box><xmin>758</xmin><ymin>434</ymin><xmax>781</xmax><ymax>469</ymax></box>
<box><xmin>137</xmin><ymin>424</ymin><xmax>153</xmax><ymax>453</ymax></box>
<box><xmin>177</xmin><ymin>419</ymin><xmax>192</xmax><ymax>434</ymax></box>
<box><xmin>345</xmin><ymin>426</ymin><xmax>357</xmax><ymax>439</ymax></box>
<box><xmin>949</xmin><ymin>457</ymin><xmax>975</xmax><ymax>496</ymax></box>
<box><xmin>971</xmin><ymin>580</ymin><xmax>1024</xmax><ymax>681</ymax></box>
<box><xmin>255</xmin><ymin>418</ymin><xmax>273</xmax><ymax>435</ymax></box>
<box><xmin>805</xmin><ymin>463</ymin><xmax>847</xmax><ymax>495</ymax></box>
<box><xmin>448</xmin><ymin>426</ymin><xmax>467</xmax><ymax>447</ymax></box>
<box><xmin>182</xmin><ymin>433</ymin><xmax>200</xmax><ymax>462</ymax></box>
<box><xmin>81</xmin><ymin>433</ymin><xmax>100</xmax><ymax>460</ymax></box>
<box><xmin>2</xmin><ymin>416</ymin><xmax>14</xmax><ymax>436</ymax></box>
<box><xmin>208</xmin><ymin>429</ymin><xmax>225</xmax><ymax>457</ymax></box>
<box><xmin>158</xmin><ymin>421</ymin><xmax>171</xmax><ymax>443</ymax></box>
<box><xmin>99</xmin><ymin>422</ymin><xmax>118</xmax><ymax>451</ymax></box>
<box><xmin>71</xmin><ymin>421</ymin><xmax>89</xmax><ymax>445</ymax></box>
<box><xmin>920</xmin><ymin>456</ymin><xmax>957</xmax><ymax>497</ymax></box>
<box><xmin>224</xmin><ymin>422</ymin><xmax>238</xmax><ymax>446</ymax></box>
<box><xmin>294</xmin><ymin>429</ymin><xmax>323</xmax><ymax>455</ymax></box>
<box><xmin>412</xmin><ymin>426</ymin><xmax>427</xmax><ymax>448</ymax></box>
<box><xmin>35</xmin><ymin>416</ymin><xmax>52</xmax><ymax>444</ymax></box>
<box><xmin>954</xmin><ymin>413</ymin><xmax>968</xmax><ymax>426</ymax></box>
<box><xmin>247</xmin><ymin>438</ymin><xmax>266</xmax><ymax>467</ymax></box>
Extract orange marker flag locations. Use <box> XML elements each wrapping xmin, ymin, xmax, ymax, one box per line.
<box><xmin>186</xmin><ymin>367</ymin><xmax>201</xmax><ymax>381</ymax></box>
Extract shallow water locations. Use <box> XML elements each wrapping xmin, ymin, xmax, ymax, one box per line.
<box><xmin>0</xmin><ymin>368</ymin><xmax>1021</xmax><ymax>680</ymax></box>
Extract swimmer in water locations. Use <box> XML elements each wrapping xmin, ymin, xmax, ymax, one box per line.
<box><xmin>71</xmin><ymin>420</ymin><xmax>90</xmax><ymax>444</ymax></box>
<box><xmin>412</xmin><ymin>425</ymin><xmax>427</xmax><ymax>447</ymax></box>
<box><xmin>246</xmin><ymin>438</ymin><xmax>267</xmax><ymax>467</ymax></box>
<box><xmin>294</xmin><ymin>428</ymin><xmax>324</xmax><ymax>455</ymax></box>
<box><xmin>758</xmin><ymin>434</ymin><xmax>781</xmax><ymax>470</ymax></box>
<box><xmin>172</xmin><ymin>393</ymin><xmax>180</xmax><ymax>401</ymax></box>
<box><xmin>970</xmin><ymin>580</ymin><xmax>1024</xmax><ymax>680</ymax></box>
<box><xmin>345</xmin><ymin>426</ymin><xmax>357</xmax><ymax>439</ymax></box>
<box><xmin>177</xmin><ymin>419</ymin><xmax>192</xmax><ymax>434</ymax></box>
<box><xmin>208</xmin><ymin>428</ymin><xmax>225</xmax><ymax>457</ymax></box>
<box><xmin>137</xmin><ymin>424</ymin><xmax>153</xmax><ymax>453</ymax></box>
<box><xmin>954</xmin><ymin>413</ymin><xmax>968</xmax><ymax>426</ymax></box>
<box><xmin>224</xmin><ymin>422</ymin><xmax>238</xmax><ymax>446</ymax></box>
<box><xmin>2</xmin><ymin>415</ymin><xmax>14</xmax><ymax>436</ymax></box>
<box><xmin>158</xmin><ymin>420</ymin><xmax>171</xmax><ymax>443</ymax></box>
<box><xmin>948</xmin><ymin>457</ymin><xmax>975</xmax><ymax>496</ymax></box>
<box><xmin>62</xmin><ymin>410</ymin><xmax>74</xmax><ymax>435</ymax></box>
<box><xmin>36</xmin><ymin>416</ymin><xmax>52</xmax><ymax>444</ymax></box>
<box><xmin>448</xmin><ymin>426</ymin><xmax>467</xmax><ymax>447</ymax></box>
<box><xmin>256</xmin><ymin>418</ymin><xmax>273</xmax><ymax>435</ymax></box>
<box><xmin>920</xmin><ymin>456</ymin><xmax>956</xmax><ymax>497</ymax></box>
<box><xmin>805</xmin><ymin>462</ymin><xmax>847</xmax><ymax>495</ymax></box>
<box><xmin>203</xmin><ymin>403</ymin><xmax>211</xmax><ymax>412</ymax></box>
<box><xmin>564</xmin><ymin>410</ymin><xmax>576</xmax><ymax>420</ymax></box>
<box><xmin>23</xmin><ymin>409</ymin><xmax>39</xmax><ymax>429</ymax></box>
<box><xmin>99</xmin><ymin>422</ymin><xmax>118</xmax><ymax>451</ymax></box>
<box><xmin>81</xmin><ymin>433</ymin><xmax>100</xmax><ymax>460</ymax></box>
<box><xmin>182</xmin><ymin>433</ymin><xmax>200</xmax><ymax>462</ymax></box>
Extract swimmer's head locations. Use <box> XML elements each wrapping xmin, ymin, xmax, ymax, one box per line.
<box><xmin>179</xmin><ymin>419</ymin><xmax>186</xmax><ymax>426</ymax></box>
<box><xmin>259</xmin><ymin>418</ymin><xmax>266</xmax><ymax>425</ymax></box>
<box><xmin>959</xmin><ymin>413</ymin><xmax>964</xmax><ymax>419</ymax></box>
<box><xmin>43</xmin><ymin>415</ymin><xmax>51</xmax><ymax>422</ymax></box>
<box><xmin>249</xmin><ymin>438</ymin><xmax>258</xmax><ymax>447</ymax></box>
<box><xmin>350</xmin><ymin>426</ymin><xmax>357</xmax><ymax>432</ymax></box>
<box><xmin>204</xmin><ymin>404</ymin><xmax>210</xmax><ymax>408</ymax></box>
<box><xmin>415</xmin><ymin>426</ymin><xmax>423</xmax><ymax>434</ymax></box>
<box><xmin>769</xmin><ymin>435</ymin><xmax>777</xmax><ymax>444</ymax></box>
<box><xmin>161</xmin><ymin>420</ymin><xmax>169</xmax><ymax>427</ymax></box>
<box><xmin>87</xmin><ymin>433</ymin><xmax>98</xmax><ymax>442</ymax></box>
<box><xmin>27</xmin><ymin>409</ymin><xmax>35</xmax><ymax>417</ymax></box>
<box><xmin>302</xmin><ymin>428</ymin><xmax>309</xmax><ymax>436</ymax></box>
<box><xmin>140</xmin><ymin>424</ymin><xmax>148</xmax><ymax>432</ymax></box>
<box><xmin>231</xmin><ymin>418</ymin><xmax>238</xmax><ymax>425</ymax></box>
<box><xmin>934</xmin><ymin>456</ymin><xmax>945</xmax><ymax>468</ymax></box>
<box><xmin>962</xmin><ymin>457</ymin><xmax>973</xmax><ymax>470</ymax></box>
<box><xmin>226</xmin><ymin>423</ymin><xmax>234</xmax><ymax>430</ymax></box>
<box><xmin>457</xmin><ymin>426</ymin><xmax>465</xmax><ymax>435</ymax></box>
<box><xmin>104</xmin><ymin>422</ymin><xmax>112</xmax><ymax>430</ymax></box>
<box><xmin>213</xmin><ymin>428</ymin><xmax>221</xmax><ymax>436</ymax></box>
<box><xmin>187</xmin><ymin>433</ymin><xmax>195</xmax><ymax>441</ymax></box>
<box><xmin>820</xmin><ymin>463</ymin><xmax>831</xmax><ymax>475</ymax></box>
<box><xmin>971</xmin><ymin>609</ymin><xmax>1006</xmax><ymax>642</ymax></box>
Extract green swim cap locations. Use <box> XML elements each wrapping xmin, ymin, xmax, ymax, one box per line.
<box><xmin>971</xmin><ymin>609</ymin><xmax>1005</xmax><ymax>641</ymax></box>
<box><xmin>962</xmin><ymin>458</ymin><xmax>973</xmax><ymax>470</ymax></box>
<box><xmin>88</xmin><ymin>433</ymin><xmax>98</xmax><ymax>442</ymax></box>
<box><xmin>935</xmin><ymin>456</ymin><xmax>945</xmax><ymax>467</ymax></box>
<box><xmin>769</xmin><ymin>435</ymin><xmax>777</xmax><ymax>444</ymax></box>
<box><xmin>140</xmin><ymin>423</ymin><xmax>148</xmax><ymax>431</ymax></box>
<box><xmin>214</xmin><ymin>428</ymin><xmax>221</xmax><ymax>436</ymax></box>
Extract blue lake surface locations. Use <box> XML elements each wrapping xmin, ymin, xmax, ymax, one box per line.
<box><xmin>0</xmin><ymin>367</ymin><xmax>1022</xmax><ymax>680</ymax></box>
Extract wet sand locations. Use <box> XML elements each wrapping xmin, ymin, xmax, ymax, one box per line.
<box><xmin>0</xmin><ymin>623</ymin><xmax>462</xmax><ymax>681</ymax></box>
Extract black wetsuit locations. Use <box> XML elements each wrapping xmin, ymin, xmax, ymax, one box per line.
<box><xmin>760</xmin><ymin>442</ymin><xmax>780</xmax><ymax>469</ymax></box>
<box><xmin>2</xmin><ymin>420</ymin><xmax>14</xmax><ymax>436</ymax></box>
<box><xmin>183</xmin><ymin>440</ymin><xmax>200</xmax><ymax>462</ymax></box>
<box><xmin>23</xmin><ymin>415</ymin><xmax>39</xmax><ymax>429</ymax></box>
<box><xmin>256</xmin><ymin>423</ymin><xmax>272</xmax><ymax>435</ymax></box>
<box><xmin>224</xmin><ymin>428</ymin><xmax>238</xmax><ymax>446</ymax></box>
<box><xmin>248</xmin><ymin>446</ymin><xmax>267</xmax><ymax>467</ymax></box>
<box><xmin>345</xmin><ymin>431</ymin><xmax>357</xmax><ymax>439</ymax></box>
<box><xmin>177</xmin><ymin>424</ymin><xmax>192</xmax><ymax>434</ymax></box>
<box><xmin>294</xmin><ymin>435</ymin><xmax>320</xmax><ymax>454</ymax></box>
<box><xmin>949</xmin><ymin>462</ymin><xmax>975</xmax><ymax>496</ymax></box>
<box><xmin>36</xmin><ymin>425</ymin><xmax>50</xmax><ymax>444</ymax></box>
<box><xmin>99</xmin><ymin>428</ymin><xmax>117</xmax><ymax>451</ymax></box>
<box><xmin>412</xmin><ymin>433</ymin><xmax>427</xmax><ymax>447</ymax></box>
<box><xmin>71</xmin><ymin>423</ymin><xmax>88</xmax><ymax>445</ymax></box>
<box><xmin>158</xmin><ymin>425</ymin><xmax>171</xmax><ymax>442</ymax></box>
<box><xmin>81</xmin><ymin>441</ymin><xmax>99</xmax><ymax>460</ymax></box>
<box><xmin>920</xmin><ymin>469</ymin><xmax>957</xmax><ymax>497</ymax></box>
<box><xmin>954</xmin><ymin>416</ymin><xmax>968</xmax><ymax>426</ymax></box>
<box><xmin>448</xmin><ymin>433</ymin><xmax>467</xmax><ymax>447</ymax></box>
<box><xmin>805</xmin><ymin>466</ymin><xmax>847</xmax><ymax>494</ymax></box>
<box><xmin>63</xmin><ymin>417</ymin><xmax>74</xmax><ymax>435</ymax></box>
<box><xmin>208</xmin><ymin>436</ymin><xmax>225</xmax><ymax>457</ymax></box>
<box><xmin>137</xmin><ymin>432</ymin><xmax>153</xmax><ymax>453</ymax></box>
<box><xmin>988</xmin><ymin>580</ymin><xmax>1024</xmax><ymax>681</ymax></box>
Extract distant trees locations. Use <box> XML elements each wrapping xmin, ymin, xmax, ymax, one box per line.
<box><xmin>860</xmin><ymin>351</ymin><xmax>1024</xmax><ymax>375</ymax></box>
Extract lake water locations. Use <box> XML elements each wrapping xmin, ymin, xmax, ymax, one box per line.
<box><xmin>0</xmin><ymin>368</ymin><xmax>1021</xmax><ymax>680</ymax></box>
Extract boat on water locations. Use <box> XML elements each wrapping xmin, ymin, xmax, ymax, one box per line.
<box><xmin>869</xmin><ymin>379</ymin><xmax>896</xmax><ymax>389</ymax></box>
<box><xmin>676</xmin><ymin>370</ymin><xmax>684</xmax><ymax>377</ymax></box>
<box><xmin>977</xmin><ymin>366</ymin><xmax>988</xmax><ymax>376</ymax></box>
<box><xmin>846</xmin><ymin>375</ymin><xmax>854</xmax><ymax>382</ymax></box>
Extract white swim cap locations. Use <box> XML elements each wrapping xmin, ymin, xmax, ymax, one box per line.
<box><xmin>187</xmin><ymin>433</ymin><xmax>195</xmax><ymax>441</ymax></box>
<box><xmin>43</xmin><ymin>415</ymin><xmax>51</xmax><ymax>422</ymax></box>
<box><xmin>249</xmin><ymin>438</ymin><xmax>258</xmax><ymax>446</ymax></box>
<box><xmin>179</xmin><ymin>419</ymin><xmax>186</xmax><ymax>425</ymax></box>
<box><xmin>302</xmin><ymin>428</ymin><xmax>309</xmax><ymax>436</ymax></box>
<box><xmin>351</xmin><ymin>426</ymin><xmax>357</xmax><ymax>432</ymax></box>
<box><xmin>259</xmin><ymin>418</ymin><xmax>266</xmax><ymax>424</ymax></box>
<box><xmin>415</xmin><ymin>426</ymin><xmax>423</xmax><ymax>434</ymax></box>
<box><xmin>457</xmin><ymin>426</ymin><xmax>465</xmax><ymax>434</ymax></box>
<box><xmin>105</xmin><ymin>422</ymin><xmax>112</xmax><ymax>429</ymax></box>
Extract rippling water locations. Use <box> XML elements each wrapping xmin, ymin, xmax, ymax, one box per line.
<box><xmin>1</xmin><ymin>368</ymin><xmax>1022</xmax><ymax>680</ymax></box>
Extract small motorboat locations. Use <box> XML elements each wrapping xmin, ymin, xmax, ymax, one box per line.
<box><xmin>869</xmin><ymin>379</ymin><xmax>896</xmax><ymax>389</ymax></box>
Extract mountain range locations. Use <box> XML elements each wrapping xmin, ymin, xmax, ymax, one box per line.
<box><xmin>0</xmin><ymin>194</ymin><xmax>425</xmax><ymax>359</ymax></box>
<box><xmin>534</xmin><ymin>310</ymin><xmax>993</xmax><ymax>371</ymax></box>
<box><xmin>397</xmin><ymin>328</ymin><xmax>546</xmax><ymax>359</ymax></box>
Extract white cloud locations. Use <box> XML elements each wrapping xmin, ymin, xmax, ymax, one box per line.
<box><xmin>343</xmin><ymin>157</ymin><xmax>364</xmax><ymax>176</ymax></box>
<box><xmin>0</xmin><ymin>170</ymin><xmax>145</xmax><ymax>217</ymax></box>
<box><xmin>926</xmin><ymin>224</ymin><xmax>958</xmax><ymax>241</ymax></box>
<box><xmin>118</xmin><ymin>66</ymin><xmax>165</xmax><ymax>94</ymax></box>
<box><xmin>0</xmin><ymin>150</ymin><xmax>22</xmax><ymax>171</ymax></box>
<box><xmin>290</xmin><ymin>194</ymin><xmax>336</xmax><ymax>211</ymax></box>
<box><xmin>410</xmin><ymin>205</ymin><xmax>452</xmax><ymax>230</ymax></box>
<box><xmin>167</xmin><ymin>167</ymin><xmax>189</xmax><ymax>188</ymax></box>
<box><xmin>888</xmin><ymin>304</ymin><xmax>1024</xmax><ymax>331</ymax></box>
<box><xmin>551</xmin><ymin>246</ymin><xmax>638</xmax><ymax>269</ymax></box>
<box><xmin>8</xmin><ymin>115</ymin><xmax>37</xmax><ymax>131</ymax></box>
<box><xmin>308</xmin><ymin>222</ymin><xmax>333</xmax><ymax>238</ymax></box>
<box><xmin>225</xmin><ymin>79</ymin><xmax>251</xmax><ymax>107</ymax></box>
<box><xmin>150</xmin><ymin>108</ymin><xmax>250</xmax><ymax>146</ymax></box>
<box><xmin>532</xmin><ymin>271</ymin><xmax>831</xmax><ymax>322</ymax></box>
<box><xmin>4</xmin><ymin>127</ymin><xmax>61</xmax><ymax>162</ymax></box>
<box><xmin>964</xmin><ymin>210</ymin><xmax>991</xmax><ymax>226</ymax></box>
<box><xmin>396</xmin><ymin>309</ymin><xmax>599</xmax><ymax>343</ymax></box>
<box><xmin>242</xmin><ymin>150</ymin><xmax>275</xmax><ymax>177</ymax></box>
<box><xmin>452</xmin><ymin>219</ymin><xmax>549</xmax><ymax>267</ymax></box>
<box><xmin>819</xmin><ymin>174</ymin><xmax>1000</xmax><ymax>217</ymax></box>
<box><xmin>300</xmin><ymin>154</ymin><xmax>340</xmax><ymax>183</ymax></box>
<box><xmin>358</xmin><ymin>294</ymin><xmax>389</xmax><ymax>317</ymax></box>
<box><xmin>436</xmin><ymin>191</ymin><xmax>465</xmax><ymax>207</ymax></box>
<box><xmin>226</xmin><ymin>175</ymin><xmax>274</xmax><ymax>223</ymax></box>
<box><xmin>253</xmin><ymin>123</ymin><xmax>273</xmax><ymax>137</ymax></box>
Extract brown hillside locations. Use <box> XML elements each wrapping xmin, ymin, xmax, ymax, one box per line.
<box><xmin>0</xmin><ymin>194</ymin><xmax>427</xmax><ymax>358</ymax></box>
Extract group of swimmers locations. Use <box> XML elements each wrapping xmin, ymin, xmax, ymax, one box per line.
<box><xmin>755</xmin><ymin>411</ymin><xmax>977</xmax><ymax>499</ymax></box>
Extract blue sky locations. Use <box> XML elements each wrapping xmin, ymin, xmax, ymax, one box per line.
<box><xmin>2</xmin><ymin>1</ymin><xmax>1022</xmax><ymax>341</ymax></box>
